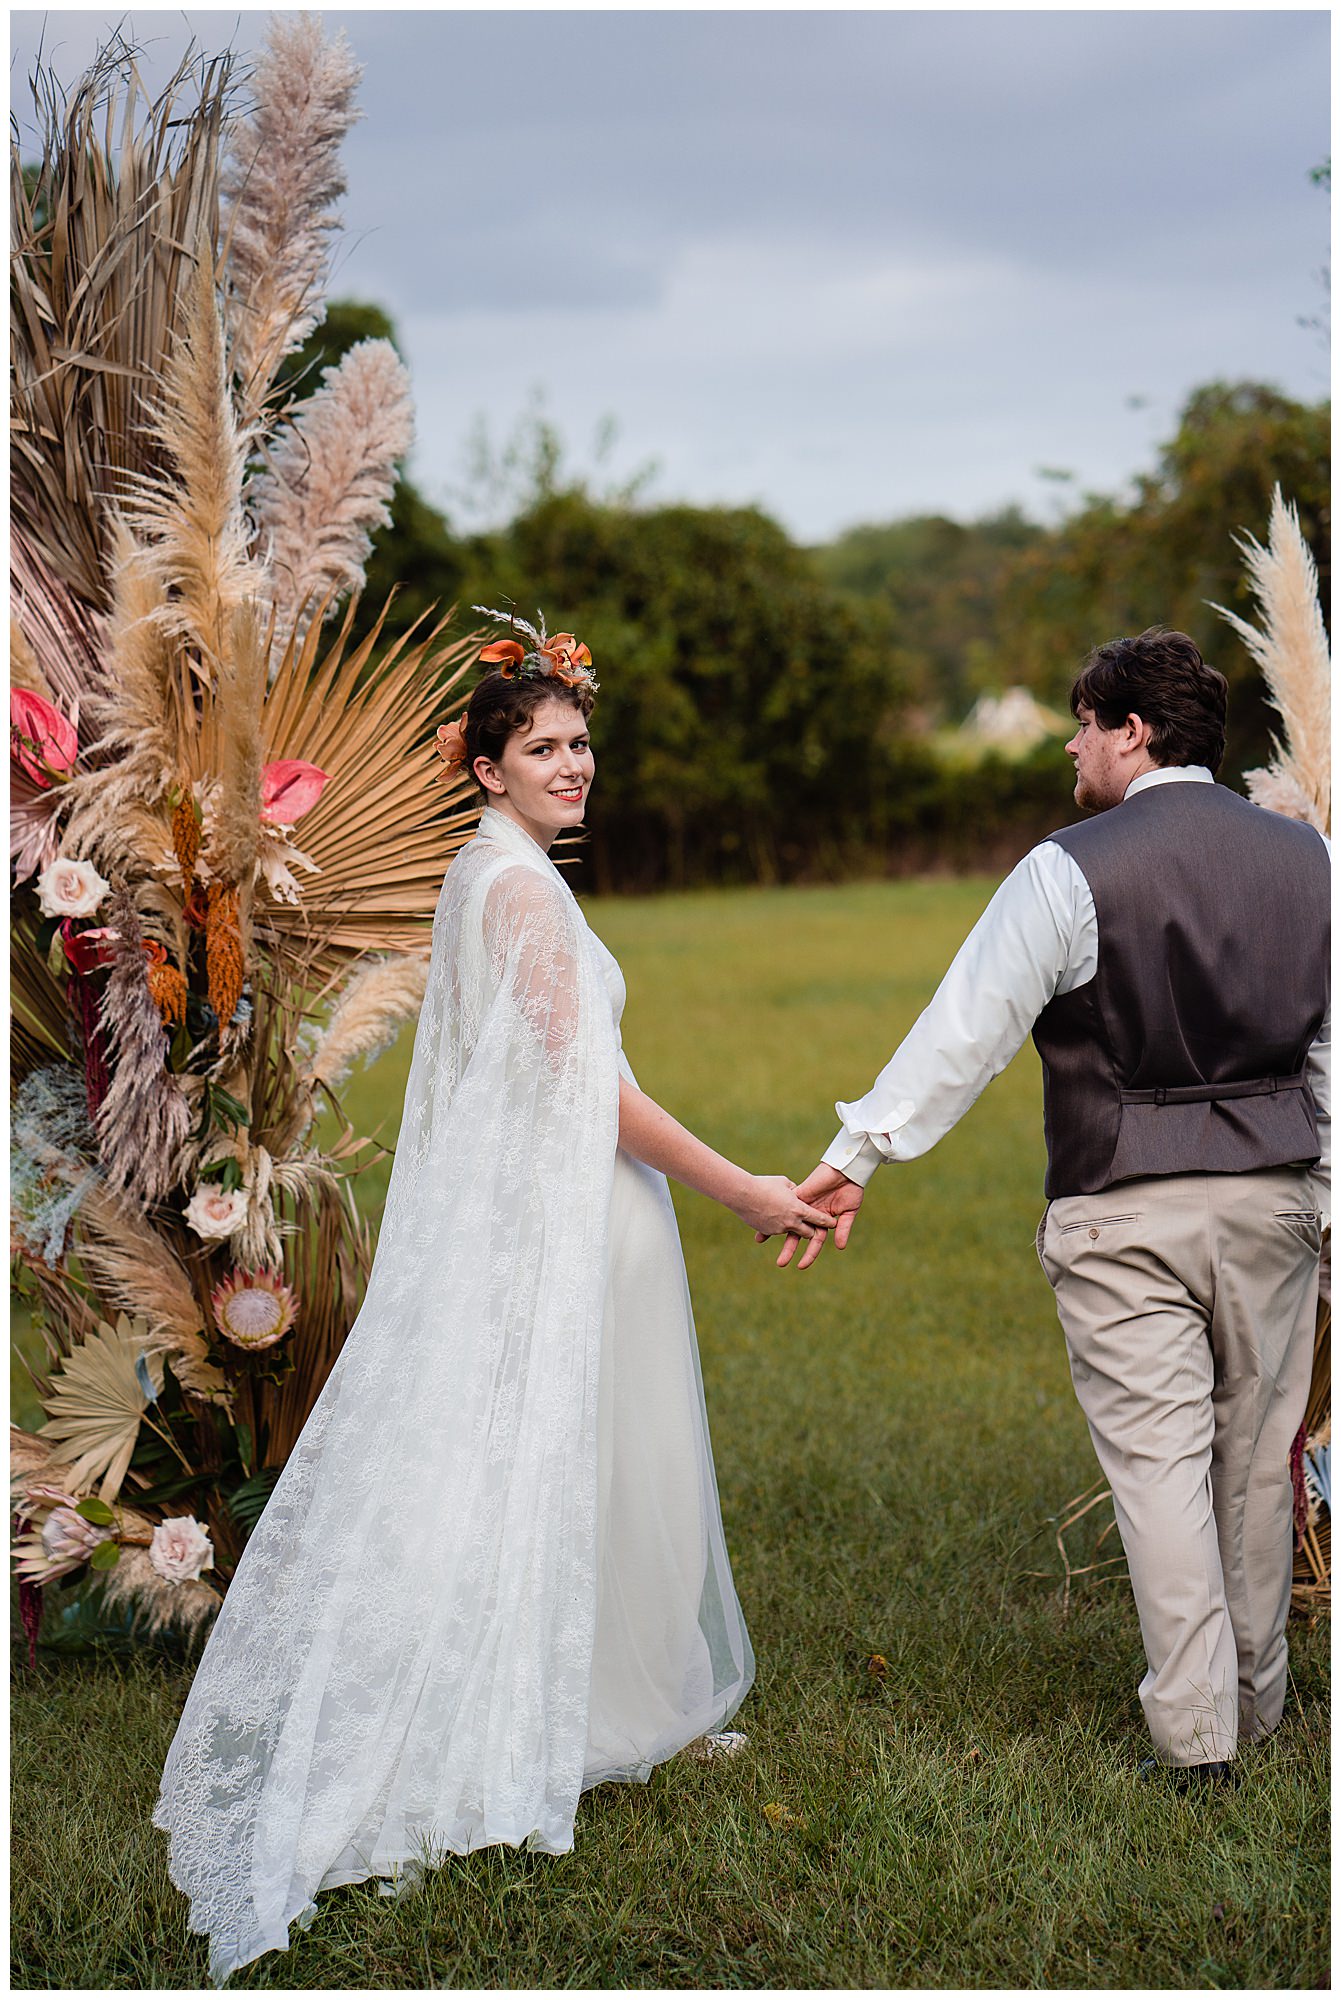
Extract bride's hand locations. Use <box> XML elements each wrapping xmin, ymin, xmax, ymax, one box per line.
<box><xmin>730</xmin><ymin>1175</ymin><xmax>833</xmax><ymax>1240</ymax></box>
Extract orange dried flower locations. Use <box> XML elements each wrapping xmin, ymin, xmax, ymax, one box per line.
<box><xmin>147</xmin><ymin>958</ymin><xmax>189</xmax><ymax>1028</ymax></box>
<box><xmin>171</xmin><ymin>788</ymin><xmax>202</xmax><ymax>898</ymax></box>
<box><xmin>206</xmin><ymin>881</ymin><xmax>245</xmax><ymax>1028</ymax></box>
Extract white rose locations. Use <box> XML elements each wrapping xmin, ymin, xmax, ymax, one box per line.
<box><xmin>183</xmin><ymin>1184</ymin><xmax>249</xmax><ymax>1241</ymax></box>
<box><xmin>36</xmin><ymin>856</ymin><xmax>111</xmax><ymax>920</ymax></box>
<box><xmin>149</xmin><ymin>1515</ymin><xmax>215</xmax><ymax>1585</ymax></box>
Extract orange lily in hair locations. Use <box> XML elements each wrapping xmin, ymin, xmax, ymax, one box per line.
<box><xmin>540</xmin><ymin>634</ymin><xmax>594</xmax><ymax>685</ymax></box>
<box><xmin>435</xmin><ymin>720</ymin><xmax>468</xmax><ymax>772</ymax></box>
<box><xmin>479</xmin><ymin>639</ymin><xmax>525</xmax><ymax>676</ymax></box>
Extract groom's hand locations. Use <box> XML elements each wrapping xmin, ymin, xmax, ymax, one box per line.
<box><xmin>757</xmin><ymin>1163</ymin><xmax>863</xmax><ymax>1271</ymax></box>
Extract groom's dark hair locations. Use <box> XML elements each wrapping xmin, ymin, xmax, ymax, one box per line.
<box><xmin>1070</xmin><ymin>627</ymin><xmax>1228</xmax><ymax>774</ymax></box>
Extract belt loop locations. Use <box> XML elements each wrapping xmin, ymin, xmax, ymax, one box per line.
<box><xmin>1268</xmin><ymin>1075</ymin><xmax>1278</xmax><ymax>1094</ymax></box>
<box><xmin>1154</xmin><ymin>1086</ymin><xmax>1168</xmax><ymax>1107</ymax></box>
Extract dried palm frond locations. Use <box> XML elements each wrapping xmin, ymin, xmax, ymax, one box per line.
<box><xmin>1211</xmin><ymin>485</ymin><xmax>1331</xmax><ymax>834</ymax></box>
<box><xmin>9</xmin><ymin>537</ymin><xmax>105</xmax><ymax>731</ymax></box>
<box><xmin>251</xmin><ymin>338</ymin><xmax>415</xmax><ymax>651</ymax></box>
<box><xmin>11</xmin><ymin>925</ymin><xmax>76</xmax><ymax>1083</ymax></box>
<box><xmin>39</xmin><ymin>1312</ymin><xmax>164</xmax><ymax>1501</ymax></box>
<box><xmin>11</xmin><ymin>42</ymin><xmax>234</xmax><ymax>611</ymax></box>
<box><xmin>124</xmin><ymin>239</ymin><xmax>259</xmax><ymax>677</ymax></box>
<box><xmin>263</xmin><ymin>1175</ymin><xmax>375</xmax><ymax>1465</ymax></box>
<box><xmin>95</xmin><ymin>887</ymin><xmax>193</xmax><ymax>1202</ymax></box>
<box><xmin>10</xmin><ymin>1426</ymin><xmax>56</xmax><ymax>1496</ymax></box>
<box><xmin>96</xmin><ymin>1541</ymin><xmax>223</xmax><ymax>1639</ymax></box>
<box><xmin>250</xmin><ymin>600</ymin><xmax>481</xmax><ymax>986</ymax></box>
<box><xmin>10</xmin><ymin>614</ymin><xmax>49</xmax><ymax>697</ymax></box>
<box><xmin>221</xmin><ymin>13</ymin><xmax>362</xmax><ymax>427</ymax></box>
<box><xmin>305</xmin><ymin>950</ymin><xmax>430</xmax><ymax>1096</ymax></box>
<box><xmin>10</xmin><ymin>773</ymin><xmax>65</xmax><ymax>885</ymax></box>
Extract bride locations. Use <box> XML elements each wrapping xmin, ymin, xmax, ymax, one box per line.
<box><xmin>153</xmin><ymin>612</ymin><xmax>830</xmax><ymax>1983</ymax></box>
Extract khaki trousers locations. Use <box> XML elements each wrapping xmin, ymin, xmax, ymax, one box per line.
<box><xmin>1037</xmin><ymin>1166</ymin><xmax>1321</xmax><ymax>1766</ymax></box>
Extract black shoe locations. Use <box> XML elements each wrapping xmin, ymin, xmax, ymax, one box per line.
<box><xmin>1137</xmin><ymin>1756</ymin><xmax>1239</xmax><ymax>1793</ymax></box>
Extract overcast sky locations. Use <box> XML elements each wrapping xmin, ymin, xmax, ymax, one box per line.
<box><xmin>10</xmin><ymin>8</ymin><xmax>1331</xmax><ymax>542</ymax></box>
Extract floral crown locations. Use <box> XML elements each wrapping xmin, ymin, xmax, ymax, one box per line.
<box><xmin>472</xmin><ymin>605</ymin><xmax>598</xmax><ymax>692</ymax></box>
<box><xmin>435</xmin><ymin>605</ymin><xmax>598</xmax><ymax>775</ymax></box>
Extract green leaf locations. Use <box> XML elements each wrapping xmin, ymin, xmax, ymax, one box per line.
<box><xmin>88</xmin><ymin>1539</ymin><xmax>121</xmax><ymax>1570</ymax></box>
<box><xmin>226</xmin><ymin>1467</ymin><xmax>280</xmax><ymax>1531</ymax></box>
<box><xmin>234</xmin><ymin>1422</ymin><xmax>254</xmax><ymax>1478</ymax></box>
<box><xmin>211</xmin><ymin>1086</ymin><xmax>252</xmax><ymax>1131</ymax></box>
<box><xmin>128</xmin><ymin>1470</ymin><xmax>213</xmax><ymax>1508</ymax></box>
<box><xmin>220</xmin><ymin>1158</ymin><xmax>244</xmax><ymax>1193</ymax></box>
<box><xmin>35</xmin><ymin>914</ymin><xmax>61</xmax><ymax>955</ymax></box>
<box><xmin>74</xmin><ymin>1496</ymin><xmax>115</xmax><ymax>1526</ymax></box>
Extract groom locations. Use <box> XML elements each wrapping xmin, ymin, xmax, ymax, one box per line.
<box><xmin>784</xmin><ymin>628</ymin><xmax>1330</xmax><ymax>1786</ymax></box>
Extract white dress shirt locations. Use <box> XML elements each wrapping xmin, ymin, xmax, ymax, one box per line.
<box><xmin>822</xmin><ymin>766</ymin><xmax>1331</xmax><ymax>1216</ymax></box>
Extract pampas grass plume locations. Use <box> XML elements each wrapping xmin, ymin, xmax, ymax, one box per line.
<box><xmin>76</xmin><ymin>1185</ymin><xmax>206</xmax><ymax>1350</ymax></box>
<box><xmin>128</xmin><ymin>243</ymin><xmax>255</xmax><ymax>675</ymax></box>
<box><xmin>95</xmin><ymin>888</ymin><xmax>193</xmax><ymax>1203</ymax></box>
<box><xmin>307</xmin><ymin>951</ymin><xmax>430</xmax><ymax>1095</ymax></box>
<box><xmin>222</xmin><ymin>14</ymin><xmax>363</xmax><ymax>419</ymax></box>
<box><xmin>209</xmin><ymin>601</ymin><xmax>269</xmax><ymax>885</ymax></box>
<box><xmin>1213</xmin><ymin>485</ymin><xmax>1330</xmax><ymax>833</ymax></box>
<box><xmin>251</xmin><ymin>339</ymin><xmax>414</xmax><ymax>649</ymax></box>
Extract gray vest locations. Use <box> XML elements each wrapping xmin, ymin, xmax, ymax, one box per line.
<box><xmin>1031</xmin><ymin>782</ymin><xmax>1330</xmax><ymax>1198</ymax></box>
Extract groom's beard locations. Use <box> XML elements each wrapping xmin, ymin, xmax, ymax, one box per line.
<box><xmin>1072</xmin><ymin>768</ymin><xmax>1123</xmax><ymax>814</ymax></box>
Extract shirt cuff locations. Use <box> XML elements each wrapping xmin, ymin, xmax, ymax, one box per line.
<box><xmin>821</xmin><ymin>1131</ymin><xmax>887</xmax><ymax>1188</ymax></box>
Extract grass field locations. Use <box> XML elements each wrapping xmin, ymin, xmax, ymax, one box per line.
<box><xmin>11</xmin><ymin>877</ymin><xmax>1330</xmax><ymax>1990</ymax></box>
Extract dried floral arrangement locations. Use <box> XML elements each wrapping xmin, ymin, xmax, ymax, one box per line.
<box><xmin>1211</xmin><ymin>485</ymin><xmax>1332</xmax><ymax>1608</ymax></box>
<box><xmin>10</xmin><ymin>18</ymin><xmax>480</xmax><ymax>1657</ymax></box>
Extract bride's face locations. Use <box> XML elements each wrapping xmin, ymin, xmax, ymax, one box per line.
<box><xmin>477</xmin><ymin>695</ymin><xmax>595</xmax><ymax>842</ymax></box>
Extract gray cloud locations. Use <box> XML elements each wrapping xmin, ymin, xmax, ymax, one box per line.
<box><xmin>10</xmin><ymin>10</ymin><xmax>1329</xmax><ymax>538</ymax></box>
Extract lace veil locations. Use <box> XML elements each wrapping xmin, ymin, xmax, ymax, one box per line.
<box><xmin>153</xmin><ymin>808</ymin><xmax>621</xmax><ymax>1983</ymax></box>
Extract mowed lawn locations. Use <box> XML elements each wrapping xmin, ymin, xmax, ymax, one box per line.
<box><xmin>11</xmin><ymin>877</ymin><xmax>1329</xmax><ymax>1990</ymax></box>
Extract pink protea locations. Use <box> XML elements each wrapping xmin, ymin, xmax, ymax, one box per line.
<box><xmin>12</xmin><ymin>1486</ymin><xmax>108</xmax><ymax>1585</ymax></box>
<box><xmin>211</xmin><ymin>1267</ymin><xmax>298</xmax><ymax>1350</ymax></box>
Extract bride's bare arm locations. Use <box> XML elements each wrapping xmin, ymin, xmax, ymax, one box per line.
<box><xmin>617</xmin><ymin>1075</ymin><xmax>831</xmax><ymax>1239</ymax></box>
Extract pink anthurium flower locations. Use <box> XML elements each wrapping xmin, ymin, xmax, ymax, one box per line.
<box><xmin>260</xmin><ymin>759</ymin><xmax>329</xmax><ymax>826</ymax></box>
<box><xmin>60</xmin><ymin>922</ymin><xmax>121</xmax><ymax>975</ymax></box>
<box><xmin>11</xmin><ymin>689</ymin><xmax>78</xmax><ymax>788</ymax></box>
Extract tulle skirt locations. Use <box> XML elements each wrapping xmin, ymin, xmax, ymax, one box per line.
<box><xmin>585</xmin><ymin>1147</ymin><xmax>754</xmax><ymax>1784</ymax></box>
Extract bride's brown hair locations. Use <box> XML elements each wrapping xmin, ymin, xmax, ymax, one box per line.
<box><xmin>459</xmin><ymin>670</ymin><xmax>595</xmax><ymax>791</ymax></box>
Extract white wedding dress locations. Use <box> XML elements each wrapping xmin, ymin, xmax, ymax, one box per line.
<box><xmin>153</xmin><ymin>807</ymin><xmax>754</xmax><ymax>1984</ymax></box>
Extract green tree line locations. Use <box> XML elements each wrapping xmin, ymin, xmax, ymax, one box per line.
<box><xmin>278</xmin><ymin>305</ymin><xmax>1328</xmax><ymax>892</ymax></box>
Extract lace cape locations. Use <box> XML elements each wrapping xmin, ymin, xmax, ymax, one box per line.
<box><xmin>153</xmin><ymin>809</ymin><xmax>621</xmax><ymax>1983</ymax></box>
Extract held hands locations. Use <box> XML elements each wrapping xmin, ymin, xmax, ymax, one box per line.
<box><xmin>729</xmin><ymin>1175</ymin><xmax>834</xmax><ymax>1243</ymax></box>
<box><xmin>755</xmin><ymin>1162</ymin><xmax>864</xmax><ymax>1271</ymax></box>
